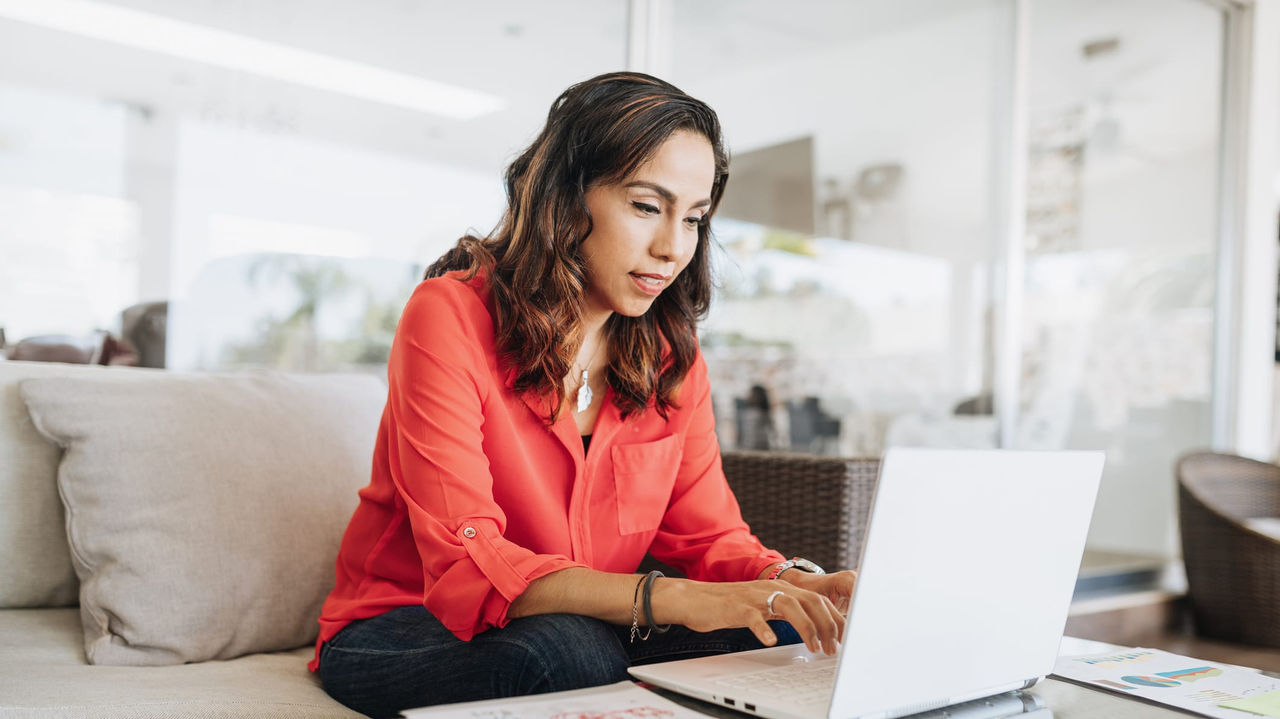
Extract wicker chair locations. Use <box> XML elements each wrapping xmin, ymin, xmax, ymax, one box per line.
<box><xmin>642</xmin><ymin>451</ymin><xmax>880</xmax><ymax>576</ymax></box>
<box><xmin>1177</xmin><ymin>451</ymin><xmax>1280</xmax><ymax>647</ymax></box>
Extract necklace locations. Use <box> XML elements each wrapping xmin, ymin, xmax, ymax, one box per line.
<box><xmin>574</xmin><ymin>340</ymin><xmax>605</xmax><ymax>414</ymax></box>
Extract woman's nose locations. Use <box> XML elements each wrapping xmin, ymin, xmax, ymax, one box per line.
<box><xmin>650</xmin><ymin>218</ymin><xmax>691</xmax><ymax>263</ymax></box>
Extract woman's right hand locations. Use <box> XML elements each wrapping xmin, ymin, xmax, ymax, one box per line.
<box><xmin>649</xmin><ymin>578</ymin><xmax>845</xmax><ymax>655</ymax></box>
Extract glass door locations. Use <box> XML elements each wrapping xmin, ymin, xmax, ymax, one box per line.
<box><xmin>668</xmin><ymin>0</ymin><xmax>1014</xmax><ymax>457</ymax></box>
<box><xmin>1018</xmin><ymin>0</ymin><xmax>1224</xmax><ymax>559</ymax></box>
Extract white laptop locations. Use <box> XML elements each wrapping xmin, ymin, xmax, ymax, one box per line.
<box><xmin>629</xmin><ymin>448</ymin><xmax>1104</xmax><ymax>719</ymax></box>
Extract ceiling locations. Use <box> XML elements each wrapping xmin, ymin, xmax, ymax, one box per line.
<box><xmin>0</xmin><ymin>0</ymin><xmax>1231</xmax><ymax>180</ymax></box>
<box><xmin>0</xmin><ymin>0</ymin><xmax>1008</xmax><ymax>174</ymax></box>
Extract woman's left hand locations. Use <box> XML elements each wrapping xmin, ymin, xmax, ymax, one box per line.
<box><xmin>775</xmin><ymin>569</ymin><xmax>857</xmax><ymax>614</ymax></box>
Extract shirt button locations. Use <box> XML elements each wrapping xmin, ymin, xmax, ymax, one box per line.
<box><xmin>463</xmin><ymin>527</ymin><xmax>477</xmax><ymax>538</ymax></box>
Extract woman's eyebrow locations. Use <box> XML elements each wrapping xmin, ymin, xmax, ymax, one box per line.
<box><xmin>624</xmin><ymin>181</ymin><xmax>712</xmax><ymax>210</ymax></box>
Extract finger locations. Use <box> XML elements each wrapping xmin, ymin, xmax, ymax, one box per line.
<box><xmin>774</xmin><ymin>594</ymin><xmax>820</xmax><ymax>653</ymax></box>
<box><xmin>842</xmin><ymin>572</ymin><xmax>858</xmax><ymax>612</ymax></box>
<box><xmin>821</xmin><ymin>594</ymin><xmax>846</xmax><ymax>649</ymax></box>
<box><xmin>816</xmin><ymin>579</ymin><xmax>842</xmax><ymax>608</ymax></box>
<box><xmin>748</xmin><ymin>617</ymin><xmax>778</xmax><ymax>647</ymax></box>
<box><xmin>797</xmin><ymin>590</ymin><xmax>843</xmax><ymax>655</ymax></box>
<box><xmin>826</xmin><ymin>572</ymin><xmax>856</xmax><ymax>613</ymax></box>
<box><xmin>821</xmin><ymin>572</ymin><xmax>854</xmax><ymax>601</ymax></box>
<box><xmin>841</xmin><ymin>570</ymin><xmax>858</xmax><ymax>593</ymax></box>
<box><xmin>799</xmin><ymin>592</ymin><xmax>841</xmax><ymax>655</ymax></box>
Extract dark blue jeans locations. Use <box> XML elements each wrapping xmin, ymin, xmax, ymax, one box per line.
<box><xmin>316</xmin><ymin>605</ymin><xmax>800</xmax><ymax>718</ymax></box>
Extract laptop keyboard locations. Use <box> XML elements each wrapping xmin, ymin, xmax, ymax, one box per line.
<box><xmin>713</xmin><ymin>662</ymin><xmax>837</xmax><ymax>702</ymax></box>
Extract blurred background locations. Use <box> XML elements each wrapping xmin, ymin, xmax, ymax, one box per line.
<box><xmin>1</xmin><ymin>0</ymin><xmax>1277</xmax><ymax>605</ymax></box>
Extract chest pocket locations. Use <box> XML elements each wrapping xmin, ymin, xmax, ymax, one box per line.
<box><xmin>611</xmin><ymin>434</ymin><xmax>683</xmax><ymax>535</ymax></box>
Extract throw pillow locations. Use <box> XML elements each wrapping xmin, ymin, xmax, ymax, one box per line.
<box><xmin>0</xmin><ymin>361</ymin><xmax>145</xmax><ymax>607</ymax></box>
<box><xmin>20</xmin><ymin>370</ymin><xmax>385</xmax><ymax>666</ymax></box>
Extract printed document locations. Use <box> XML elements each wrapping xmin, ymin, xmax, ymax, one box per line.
<box><xmin>1053</xmin><ymin>647</ymin><xmax>1280</xmax><ymax>719</ymax></box>
<box><xmin>401</xmin><ymin>680</ymin><xmax>710</xmax><ymax>719</ymax></box>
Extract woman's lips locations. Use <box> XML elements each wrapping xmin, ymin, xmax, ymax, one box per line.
<box><xmin>630</xmin><ymin>273</ymin><xmax>666</xmax><ymax>296</ymax></box>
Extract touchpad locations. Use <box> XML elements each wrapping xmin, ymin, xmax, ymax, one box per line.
<box><xmin>739</xmin><ymin>647</ymin><xmax>830</xmax><ymax>667</ymax></box>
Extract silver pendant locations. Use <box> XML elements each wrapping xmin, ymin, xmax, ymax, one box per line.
<box><xmin>576</xmin><ymin>368</ymin><xmax>592</xmax><ymax>413</ymax></box>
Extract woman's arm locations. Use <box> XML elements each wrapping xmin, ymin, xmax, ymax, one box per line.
<box><xmin>508</xmin><ymin>567</ymin><xmax>847</xmax><ymax>655</ymax></box>
<box><xmin>387</xmin><ymin>280</ymin><xmax>586</xmax><ymax>640</ymax></box>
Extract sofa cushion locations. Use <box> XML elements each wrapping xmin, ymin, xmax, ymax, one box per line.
<box><xmin>0</xmin><ymin>361</ymin><xmax>165</xmax><ymax>608</ymax></box>
<box><xmin>0</xmin><ymin>608</ymin><xmax>366</xmax><ymax>718</ymax></box>
<box><xmin>19</xmin><ymin>370</ymin><xmax>385</xmax><ymax>666</ymax></box>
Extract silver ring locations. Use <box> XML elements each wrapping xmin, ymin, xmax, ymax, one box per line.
<box><xmin>766</xmin><ymin>590</ymin><xmax>785</xmax><ymax>616</ymax></box>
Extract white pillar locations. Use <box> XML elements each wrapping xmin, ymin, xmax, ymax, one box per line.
<box><xmin>123</xmin><ymin>103</ymin><xmax>178</xmax><ymax>305</ymax></box>
<box><xmin>992</xmin><ymin>0</ymin><xmax>1030</xmax><ymax>448</ymax></box>
<box><xmin>1215</xmin><ymin>0</ymin><xmax>1279</xmax><ymax>460</ymax></box>
<box><xmin>627</xmin><ymin>0</ymin><xmax>672</xmax><ymax>78</ymax></box>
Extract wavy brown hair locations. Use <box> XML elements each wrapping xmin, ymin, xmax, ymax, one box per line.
<box><xmin>425</xmin><ymin>72</ymin><xmax>729</xmax><ymax>421</ymax></box>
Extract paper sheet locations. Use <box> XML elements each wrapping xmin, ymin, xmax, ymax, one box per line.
<box><xmin>401</xmin><ymin>680</ymin><xmax>712</xmax><ymax>718</ymax></box>
<box><xmin>1052</xmin><ymin>647</ymin><xmax>1280</xmax><ymax>719</ymax></box>
<box><xmin>1221</xmin><ymin>688</ymin><xmax>1280</xmax><ymax>717</ymax></box>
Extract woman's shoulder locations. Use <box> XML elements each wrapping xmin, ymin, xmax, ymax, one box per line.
<box><xmin>405</xmin><ymin>270</ymin><xmax>488</xmax><ymax>312</ymax></box>
<box><xmin>398</xmin><ymin>270</ymin><xmax>494</xmax><ymax>343</ymax></box>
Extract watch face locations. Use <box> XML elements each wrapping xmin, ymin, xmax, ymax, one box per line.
<box><xmin>770</xmin><ymin>558</ymin><xmax>827</xmax><ymax>579</ymax></box>
<box><xmin>792</xmin><ymin>558</ymin><xmax>826</xmax><ymax>575</ymax></box>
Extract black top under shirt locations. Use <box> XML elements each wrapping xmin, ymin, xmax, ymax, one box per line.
<box><xmin>582</xmin><ymin>434</ymin><xmax>592</xmax><ymax>453</ymax></box>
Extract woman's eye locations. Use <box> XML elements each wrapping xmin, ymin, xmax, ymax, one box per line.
<box><xmin>684</xmin><ymin>216</ymin><xmax>704</xmax><ymax>228</ymax></box>
<box><xmin>632</xmin><ymin>201</ymin><xmax>660</xmax><ymax>215</ymax></box>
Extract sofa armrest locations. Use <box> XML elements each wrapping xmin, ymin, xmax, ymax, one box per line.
<box><xmin>722</xmin><ymin>451</ymin><xmax>880</xmax><ymax>573</ymax></box>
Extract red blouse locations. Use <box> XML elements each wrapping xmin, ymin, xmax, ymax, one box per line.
<box><xmin>309</xmin><ymin>271</ymin><xmax>782</xmax><ymax>670</ymax></box>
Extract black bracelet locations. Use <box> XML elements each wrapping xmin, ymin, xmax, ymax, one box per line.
<box><xmin>641</xmin><ymin>570</ymin><xmax>672</xmax><ymax>634</ymax></box>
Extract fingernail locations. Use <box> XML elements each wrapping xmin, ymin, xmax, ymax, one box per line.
<box><xmin>764</xmin><ymin>631</ymin><xmax>776</xmax><ymax>644</ymax></box>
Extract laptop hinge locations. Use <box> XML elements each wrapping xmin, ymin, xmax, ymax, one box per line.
<box><xmin>880</xmin><ymin>679</ymin><xmax>1034</xmax><ymax>719</ymax></box>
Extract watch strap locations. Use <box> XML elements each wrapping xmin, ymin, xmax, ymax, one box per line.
<box><xmin>767</xmin><ymin>557</ymin><xmax>826</xmax><ymax>580</ymax></box>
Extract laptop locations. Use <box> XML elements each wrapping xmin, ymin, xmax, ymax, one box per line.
<box><xmin>629</xmin><ymin>448</ymin><xmax>1104</xmax><ymax>719</ymax></box>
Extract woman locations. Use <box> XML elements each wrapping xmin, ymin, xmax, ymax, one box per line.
<box><xmin>311</xmin><ymin>71</ymin><xmax>856</xmax><ymax>717</ymax></box>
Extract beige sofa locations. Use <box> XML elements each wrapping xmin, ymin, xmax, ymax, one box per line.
<box><xmin>0</xmin><ymin>360</ymin><xmax>379</xmax><ymax>718</ymax></box>
<box><xmin>0</xmin><ymin>359</ymin><xmax>878</xmax><ymax>718</ymax></box>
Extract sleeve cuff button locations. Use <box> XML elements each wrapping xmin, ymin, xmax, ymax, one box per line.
<box><xmin>462</xmin><ymin>527</ymin><xmax>477</xmax><ymax>538</ymax></box>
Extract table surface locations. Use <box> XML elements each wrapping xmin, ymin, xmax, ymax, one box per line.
<box><xmin>652</xmin><ymin>677</ymin><xmax>1192</xmax><ymax>719</ymax></box>
<box><xmin>646</xmin><ymin>637</ymin><xmax>1228</xmax><ymax>719</ymax></box>
<box><xmin>1028</xmin><ymin>678</ymin><xmax>1187</xmax><ymax>718</ymax></box>
<box><xmin>650</xmin><ymin>679</ymin><xmax>1193</xmax><ymax>719</ymax></box>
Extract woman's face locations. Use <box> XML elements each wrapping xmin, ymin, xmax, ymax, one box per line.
<box><xmin>580</xmin><ymin>130</ymin><xmax>716</xmax><ymax>321</ymax></box>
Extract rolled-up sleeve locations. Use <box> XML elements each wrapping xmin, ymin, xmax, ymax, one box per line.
<box><xmin>387</xmin><ymin>285</ymin><xmax>582</xmax><ymax>641</ymax></box>
<box><xmin>647</xmin><ymin>352</ymin><xmax>784</xmax><ymax>582</ymax></box>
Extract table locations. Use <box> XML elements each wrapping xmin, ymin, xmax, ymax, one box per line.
<box><xmin>1028</xmin><ymin>678</ymin><xmax>1187</xmax><ymax>718</ymax></box>
<box><xmin>648</xmin><ymin>637</ymin><xmax>1231</xmax><ymax>718</ymax></box>
<box><xmin>651</xmin><ymin>678</ymin><xmax>1192</xmax><ymax>718</ymax></box>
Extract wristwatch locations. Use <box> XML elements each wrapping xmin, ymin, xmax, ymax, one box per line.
<box><xmin>767</xmin><ymin>557</ymin><xmax>826</xmax><ymax>580</ymax></box>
